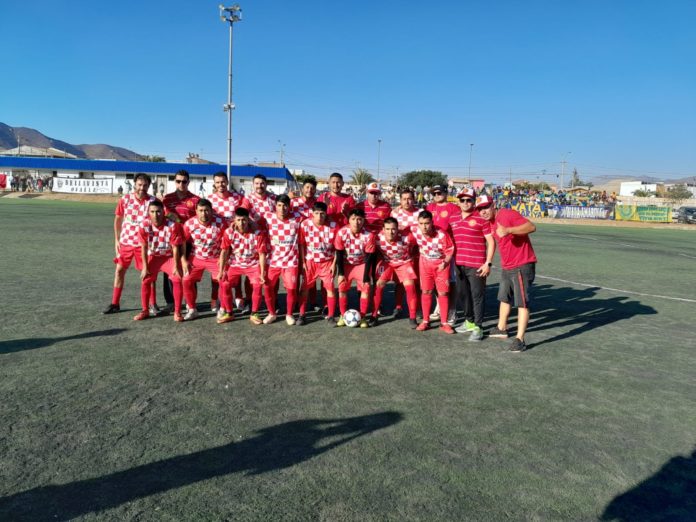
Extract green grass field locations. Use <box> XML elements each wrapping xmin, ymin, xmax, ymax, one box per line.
<box><xmin>1</xmin><ymin>198</ymin><xmax>695</xmax><ymax>521</ymax></box>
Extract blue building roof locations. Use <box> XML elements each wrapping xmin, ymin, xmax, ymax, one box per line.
<box><xmin>0</xmin><ymin>156</ymin><xmax>294</xmax><ymax>181</ymax></box>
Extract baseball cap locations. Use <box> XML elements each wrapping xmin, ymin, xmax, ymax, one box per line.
<box><xmin>475</xmin><ymin>195</ymin><xmax>493</xmax><ymax>209</ymax></box>
<box><xmin>457</xmin><ymin>187</ymin><xmax>476</xmax><ymax>200</ymax></box>
<box><xmin>366</xmin><ymin>181</ymin><xmax>382</xmax><ymax>194</ymax></box>
<box><xmin>431</xmin><ymin>185</ymin><xmax>445</xmax><ymax>193</ymax></box>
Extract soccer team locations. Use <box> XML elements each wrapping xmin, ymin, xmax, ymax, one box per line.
<box><xmin>104</xmin><ymin>170</ymin><xmax>538</xmax><ymax>351</ymax></box>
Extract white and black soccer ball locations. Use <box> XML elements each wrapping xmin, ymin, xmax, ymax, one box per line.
<box><xmin>343</xmin><ymin>309</ymin><xmax>361</xmax><ymax>328</ymax></box>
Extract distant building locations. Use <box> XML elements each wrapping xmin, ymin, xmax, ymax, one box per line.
<box><xmin>0</xmin><ymin>146</ymin><xmax>78</xmax><ymax>159</ymax></box>
<box><xmin>619</xmin><ymin>181</ymin><xmax>662</xmax><ymax>197</ymax></box>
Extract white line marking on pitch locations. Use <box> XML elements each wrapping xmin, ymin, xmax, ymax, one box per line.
<box><xmin>536</xmin><ymin>275</ymin><xmax>696</xmax><ymax>303</ymax></box>
<box><xmin>678</xmin><ymin>253</ymin><xmax>696</xmax><ymax>260</ymax></box>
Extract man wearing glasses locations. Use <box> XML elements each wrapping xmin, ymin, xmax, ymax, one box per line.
<box><xmin>449</xmin><ymin>188</ymin><xmax>495</xmax><ymax>341</ymax></box>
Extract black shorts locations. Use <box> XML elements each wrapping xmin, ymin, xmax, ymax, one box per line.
<box><xmin>498</xmin><ymin>263</ymin><xmax>535</xmax><ymax>309</ymax></box>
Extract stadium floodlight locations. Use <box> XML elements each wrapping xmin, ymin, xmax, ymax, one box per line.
<box><xmin>219</xmin><ymin>4</ymin><xmax>242</xmax><ymax>179</ymax></box>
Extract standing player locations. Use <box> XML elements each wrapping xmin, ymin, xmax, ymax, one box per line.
<box><xmin>260</xmin><ymin>194</ymin><xmax>303</xmax><ymax>325</ymax></box>
<box><xmin>392</xmin><ymin>189</ymin><xmax>421</xmax><ymax>233</ymax></box>
<box><xmin>334</xmin><ymin>208</ymin><xmax>376</xmax><ymax>328</ymax></box>
<box><xmin>449</xmin><ymin>188</ymin><xmax>495</xmax><ymax>341</ymax></box>
<box><xmin>318</xmin><ymin>172</ymin><xmax>355</xmax><ymax>228</ymax></box>
<box><xmin>217</xmin><ymin>207</ymin><xmax>268</xmax><ymax>325</ymax></box>
<box><xmin>181</xmin><ymin>199</ymin><xmax>227</xmax><ymax>320</ymax></box>
<box><xmin>247</xmin><ymin>174</ymin><xmax>277</xmax><ymax>223</ymax></box>
<box><xmin>134</xmin><ymin>200</ymin><xmax>185</xmax><ymax>322</ymax></box>
<box><xmin>413</xmin><ymin>210</ymin><xmax>455</xmax><ymax>334</ymax></box>
<box><xmin>291</xmin><ymin>179</ymin><xmax>318</xmax><ymax>220</ymax></box>
<box><xmin>104</xmin><ymin>173</ymin><xmax>156</xmax><ymax>314</ymax></box>
<box><xmin>374</xmin><ymin>218</ymin><xmax>419</xmax><ymax>328</ymax></box>
<box><xmin>356</xmin><ymin>182</ymin><xmax>391</xmax><ymax>234</ymax></box>
<box><xmin>477</xmin><ymin>195</ymin><xmax>537</xmax><ymax>352</ymax></box>
<box><xmin>298</xmin><ymin>201</ymin><xmax>338</xmax><ymax>326</ymax></box>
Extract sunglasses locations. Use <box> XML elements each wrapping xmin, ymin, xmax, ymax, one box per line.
<box><xmin>175</xmin><ymin>179</ymin><xmax>189</xmax><ymax>184</ymax></box>
<box><xmin>433</xmin><ymin>191</ymin><xmax>443</xmax><ymax>195</ymax></box>
<box><xmin>459</xmin><ymin>198</ymin><xmax>474</xmax><ymax>203</ymax></box>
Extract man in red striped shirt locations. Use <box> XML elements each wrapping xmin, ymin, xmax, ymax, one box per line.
<box><xmin>356</xmin><ymin>182</ymin><xmax>392</xmax><ymax>234</ymax></box>
<box><xmin>449</xmin><ymin>188</ymin><xmax>495</xmax><ymax>341</ymax></box>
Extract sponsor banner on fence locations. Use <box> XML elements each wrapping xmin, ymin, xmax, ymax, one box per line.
<box><xmin>548</xmin><ymin>205</ymin><xmax>613</xmax><ymax>220</ymax></box>
<box><xmin>53</xmin><ymin>177</ymin><xmax>113</xmax><ymax>194</ymax></box>
<box><xmin>511</xmin><ymin>202</ymin><xmax>546</xmax><ymax>218</ymax></box>
<box><xmin>614</xmin><ymin>205</ymin><xmax>671</xmax><ymax>222</ymax></box>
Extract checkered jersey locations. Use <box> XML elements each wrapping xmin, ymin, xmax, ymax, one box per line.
<box><xmin>291</xmin><ymin>196</ymin><xmax>317</xmax><ymax>220</ymax></box>
<box><xmin>210</xmin><ymin>191</ymin><xmax>250</xmax><ymax>224</ymax></box>
<box><xmin>247</xmin><ymin>192</ymin><xmax>277</xmax><ymax>222</ymax></box>
<box><xmin>115</xmin><ymin>193</ymin><xmax>156</xmax><ymax>247</ymax></box>
<box><xmin>413</xmin><ymin>227</ymin><xmax>454</xmax><ymax>261</ymax></box>
<box><xmin>391</xmin><ymin>207</ymin><xmax>421</xmax><ymax>233</ymax></box>
<box><xmin>334</xmin><ymin>226</ymin><xmax>376</xmax><ymax>265</ymax></box>
<box><xmin>300</xmin><ymin>219</ymin><xmax>337</xmax><ymax>263</ymax></box>
<box><xmin>264</xmin><ymin>213</ymin><xmax>302</xmax><ymax>268</ymax></box>
<box><xmin>221</xmin><ymin>227</ymin><xmax>268</xmax><ymax>268</ymax></box>
<box><xmin>139</xmin><ymin>219</ymin><xmax>183</xmax><ymax>257</ymax></box>
<box><xmin>183</xmin><ymin>216</ymin><xmax>227</xmax><ymax>260</ymax></box>
<box><xmin>377</xmin><ymin>231</ymin><xmax>416</xmax><ymax>267</ymax></box>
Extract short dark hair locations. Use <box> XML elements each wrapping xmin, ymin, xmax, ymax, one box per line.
<box><xmin>175</xmin><ymin>170</ymin><xmax>190</xmax><ymax>180</ymax></box>
<box><xmin>303</xmin><ymin>179</ymin><xmax>317</xmax><ymax>188</ymax></box>
<box><xmin>253</xmin><ymin>174</ymin><xmax>267</xmax><ymax>182</ymax></box>
<box><xmin>134</xmin><ymin>173</ymin><xmax>152</xmax><ymax>185</ymax></box>
<box><xmin>213</xmin><ymin>171</ymin><xmax>227</xmax><ymax>180</ymax></box>
<box><xmin>329</xmin><ymin>172</ymin><xmax>343</xmax><ymax>181</ymax></box>
<box><xmin>234</xmin><ymin>207</ymin><xmax>250</xmax><ymax>217</ymax></box>
<box><xmin>348</xmin><ymin>208</ymin><xmax>366</xmax><ymax>219</ymax></box>
<box><xmin>276</xmin><ymin>194</ymin><xmax>291</xmax><ymax>206</ymax></box>
<box><xmin>383</xmin><ymin>217</ymin><xmax>398</xmax><ymax>227</ymax></box>
<box><xmin>312</xmin><ymin>201</ymin><xmax>327</xmax><ymax>212</ymax></box>
<box><xmin>197</xmin><ymin>199</ymin><xmax>212</xmax><ymax>210</ymax></box>
<box><xmin>148</xmin><ymin>199</ymin><xmax>164</xmax><ymax>209</ymax></box>
<box><xmin>400</xmin><ymin>189</ymin><xmax>414</xmax><ymax>198</ymax></box>
<box><xmin>418</xmin><ymin>210</ymin><xmax>433</xmax><ymax>220</ymax></box>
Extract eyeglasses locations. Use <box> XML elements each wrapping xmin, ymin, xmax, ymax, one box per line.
<box><xmin>175</xmin><ymin>179</ymin><xmax>189</xmax><ymax>184</ymax></box>
<box><xmin>459</xmin><ymin>198</ymin><xmax>474</xmax><ymax>203</ymax></box>
<box><xmin>433</xmin><ymin>192</ymin><xmax>443</xmax><ymax>196</ymax></box>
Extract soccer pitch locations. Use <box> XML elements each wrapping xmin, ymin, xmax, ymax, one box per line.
<box><xmin>1</xmin><ymin>198</ymin><xmax>695</xmax><ymax>521</ymax></box>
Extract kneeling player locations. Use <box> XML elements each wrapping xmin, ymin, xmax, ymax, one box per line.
<box><xmin>217</xmin><ymin>208</ymin><xmax>268</xmax><ymax>325</ymax></box>
<box><xmin>334</xmin><ymin>208</ymin><xmax>376</xmax><ymax>328</ymax></box>
<box><xmin>413</xmin><ymin>210</ymin><xmax>455</xmax><ymax>334</ymax></box>
<box><xmin>135</xmin><ymin>200</ymin><xmax>184</xmax><ymax>321</ymax></box>
<box><xmin>298</xmin><ymin>202</ymin><xmax>337</xmax><ymax>326</ymax></box>
<box><xmin>374</xmin><ymin>217</ymin><xmax>419</xmax><ymax>328</ymax></box>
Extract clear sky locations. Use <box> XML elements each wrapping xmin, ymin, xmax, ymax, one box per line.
<box><xmin>2</xmin><ymin>0</ymin><xmax>694</xmax><ymax>184</ymax></box>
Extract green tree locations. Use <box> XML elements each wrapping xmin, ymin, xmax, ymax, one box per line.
<box><xmin>665</xmin><ymin>184</ymin><xmax>693</xmax><ymax>205</ymax></box>
<box><xmin>396</xmin><ymin>170</ymin><xmax>447</xmax><ymax>188</ymax></box>
<box><xmin>570</xmin><ymin>168</ymin><xmax>594</xmax><ymax>188</ymax></box>
<box><xmin>350</xmin><ymin>168</ymin><xmax>375</xmax><ymax>187</ymax></box>
<box><xmin>141</xmin><ymin>155</ymin><xmax>166</xmax><ymax>162</ymax></box>
<box><xmin>632</xmin><ymin>189</ymin><xmax>655</xmax><ymax>198</ymax></box>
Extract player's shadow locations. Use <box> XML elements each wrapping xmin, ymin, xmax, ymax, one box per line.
<box><xmin>601</xmin><ymin>447</ymin><xmax>696</xmax><ymax>521</ymax></box>
<box><xmin>0</xmin><ymin>328</ymin><xmax>127</xmax><ymax>354</ymax></box>
<box><xmin>0</xmin><ymin>411</ymin><xmax>403</xmax><ymax>521</ymax></box>
<box><xmin>521</xmin><ymin>284</ymin><xmax>657</xmax><ymax>350</ymax></box>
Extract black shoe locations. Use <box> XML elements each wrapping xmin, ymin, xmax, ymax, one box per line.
<box><xmin>103</xmin><ymin>304</ymin><xmax>120</xmax><ymax>314</ymax></box>
<box><xmin>368</xmin><ymin>315</ymin><xmax>378</xmax><ymax>327</ymax></box>
<box><xmin>489</xmin><ymin>326</ymin><xmax>509</xmax><ymax>339</ymax></box>
<box><xmin>409</xmin><ymin>319</ymin><xmax>418</xmax><ymax>329</ymax></box>
<box><xmin>296</xmin><ymin>315</ymin><xmax>306</xmax><ymax>326</ymax></box>
<box><xmin>325</xmin><ymin>316</ymin><xmax>336</xmax><ymax>326</ymax></box>
<box><xmin>321</xmin><ymin>306</ymin><xmax>329</xmax><ymax>317</ymax></box>
<box><xmin>392</xmin><ymin>307</ymin><xmax>403</xmax><ymax>319</ymax></box>
<box><xmin>509</xmin><ymin>338</ymin><xmax>527</xmax><ymax>352</ymax></box>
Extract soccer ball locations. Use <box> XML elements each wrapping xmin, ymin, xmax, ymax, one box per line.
<box><xmin>343</xmin><ymin>309</ymin><xmax>361</xmax><ymax>328</ymax></box>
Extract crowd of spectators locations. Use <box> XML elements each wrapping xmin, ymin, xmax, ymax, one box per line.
<box><xmin>7</xmin><ymin>175</ymin><xmax>52</xmax><ymax>193</ymax></box>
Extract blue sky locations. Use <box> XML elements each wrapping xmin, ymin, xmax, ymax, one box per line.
<box><xmin>2</xmin><ymin>0</ymin><xmax>694</xmax><ymax>184</ymax></box>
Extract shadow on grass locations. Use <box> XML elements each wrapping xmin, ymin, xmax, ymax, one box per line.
<box><xmin>601</xmin><ymin>448</ymin><xmax>696</xmax><ymax>521</ymax></box>
<box><xmin>523</xmin><ymin>284</ymin><xmax>657</xmax><ymax>350</ymax></box>
<box><xmin>0</xmin><ymin>328</ymin><xmax>127</xmax><ymax>354</ymax></box>
<box><xmin>0</xmin><ymin>411</ymin><xmax>403</xmax><ymax>521</ymax></box>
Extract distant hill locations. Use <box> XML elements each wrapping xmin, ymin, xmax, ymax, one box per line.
<box><xmin>0</xmin><ymin>122</ymin><xmax>143</xmax><ymax>161</ymax></box>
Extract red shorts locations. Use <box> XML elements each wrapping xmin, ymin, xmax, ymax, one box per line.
<box><xmin>419</xmin><ymin>258</ymin><xmax>450</xmax><ymax>293</ymax></box>
<box><xmin>303</xmin><ymin>259</ymin><xmax>335</xmax><ymax>290</ymax></box>
<box><xmin>226</xmin><ymin>265</ymin><xmax>261</xmax><ymax>286</ymax></box>
<box><xmin>378</xmin><ymin>261</ymin><xmax>417</xmax><ymax>284</ymax></box>
<box><xmin>143</xmin><ymin>255</ymin><xmax>181</xmax><ymax>284</ymax></box>
<box><xmin>184</xmin><ymin>256</ymin><xmax>220</xmax><ymax>284</ymax></box>
<box><xmin>114</xmin><ymin>244</ymin><xmax>143</xmax><ymax>270</ymax></box>
<box><xmin>338</xmin><ymin>263</ymin><xmax>370</xmax><ymax>293</ymax></box>
<box><xmin>267</xmin><ymin>266</ymin><xmax>299</xmax><ymax>290</ymax></box>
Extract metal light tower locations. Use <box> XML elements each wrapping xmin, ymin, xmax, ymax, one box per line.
<box><xmin>219</xmin><ymin>4</ymin><xmax>242</xmax><ymax>179</ymax></box>
<box><xmin>377</xmin><ymin>139</ymin><xmax>382</xmax><ymax>183</ymax></box>
<box><xmin>468</xmin><ymin>143</ymin><xmax>474</xmax><ymax>184</ymax></box>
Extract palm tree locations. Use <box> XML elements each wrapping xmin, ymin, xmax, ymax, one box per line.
<box><xmin>350</xmin><ymin>168</ymin><xmax>375</xmax><ymax>187</ymax></box>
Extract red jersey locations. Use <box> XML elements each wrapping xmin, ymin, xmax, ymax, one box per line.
<box><xmin>300</xmin><ymin>219</ymin><xmax>337</xmax><ymax>263</ymax></box>
<box><xmin>391</xmin><ymin>207</ymin><xmax>421</xmax><ymax>233</ymax></box>
<box><xmin>413</xmin><ymin>227</ymin><xmax>454</xmax><ymax>262</ymax></box>
<box><xmin>139</xmin><ymin>219</ymin><xmax>183</xmax><ymax>257</ymax></box>
<box><xmin>493</xmin><ymin>209</ymin><xmax>537</xmax><ymax>270</ymax></box>
<box><xmin>115</xmin><ymin>192</ymin><xmax>156</xmax><ymax>247</ymax></box>
<box><xmin>426</xmin><ymin>201</ymin><xmax>459</xmax><ymax>233</ymax></box>
<box><xmin>318</xmin><ymin>192</ymin><xmax>356</xmax><ymax>228</ymax></box>
<box><xmin>183</xmin><ymin>216</ymin><xmax>227</xmax><ymax>260</ymax></box>
<box><xmin>209</xmin><ymin>191</ymin><xmax>251</xmax><ymax>224</ymax></box>
<box><xmin>247</xmin><ymin>191</ymin><xmax>277</xmax><ymax>222</ymax></box>
<box><xmin>334</xmin><ymin>226</ymin><xmax>376</xmax><ymax>265</ymax></box>
<box><xmin>162</xmin><ymin>191</ymin><xmax>199</xmax><ymax>222</ymax></box>
<box><xmin>262</xmin><ymin>211</ymin><xmax>303</xmax><ymax>268</ymax></box>
<box><xmin>449</xmin><ymin>212</ymin><xmax>492</xmax><ymax>268</ymax></box>
<box><xmin>220</xmin><ymin>226</ymin><xmax>268</xmax><ymax>269</ymax></box>
<box><xmin>356</xmin><ymin>199</ymin><xmax>392</xmax><ymax>233</ymax></box>
<box><xmin>291</xmin><ymin>196</ymin><xmax>317</xmax><ymax>220</ymax></box>
<box><xmin>376</xmin><ymin>231</ymin><xmax>416</xmax><ymax>267</ymax></box>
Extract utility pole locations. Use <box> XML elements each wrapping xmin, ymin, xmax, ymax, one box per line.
<box><xmin>219</xmin><ymin>4</ymin><xmax>242</xmax><ymax>179</ymax></box>
<box><xmin>468</xmin><ymin>143</ymin><xmax>474</xmax><ymax>184</ymax></box>
<box><xmin>278</xmin><ymin>140</ymin><xmax>285</xmax><ymax>166</ymax></box>
<box><xmin>377</xmin><ymin>139</ymin><xmax>382</xmax><ymax>183</ymax></box>
<box><xmin>560</xmin><ymin>151</ymin><xmax>571</xmax><ymax>190</ymax></box>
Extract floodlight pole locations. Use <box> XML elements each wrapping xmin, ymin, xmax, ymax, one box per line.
<box><xmin>468</xmin><ymin>143</ymin><xmax>474</xmax><ymax>184</ymax></box>
<box><xmin>220</xmin><ymin>4</ymin><xmax>242</xmax><ymax>179</ymax></box>
<box><xmin>377</xmin><ymin>139</ymin><xmax>382</xmax><ymax>183</ymax></box>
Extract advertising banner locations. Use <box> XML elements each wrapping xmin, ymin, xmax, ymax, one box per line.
<box><xmin>52</xmin><ymin>177</ymin><xmax>113</xmax><ymax>194</ymax></box>
<box><xmin>548</xmin><ymin>205</ymin><xmax>613</xmax><ymax>220</ymax></box>
<box><xmin>511</xmin><ymin>202</ymin><xmax>546</xmax><ymax>218</ymax></box>
<box><xmin>614</xmin><ymin>205</ymin><xmax>671</xmax><ymax>222</ymax></box>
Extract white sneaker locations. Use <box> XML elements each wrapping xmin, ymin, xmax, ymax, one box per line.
<box><xmin>234</xmin><ymin>297</ymin><xmax>244</xmax><ymax>310</ymax></box>
<box><xmin>217</xmin><ymin>308</ymin><xmax>225</xmax><ymax>320</ymax></box>
<box><xmin>447</xmin><ymin>309</ymin><xmax>457</xmax><ymax>326</ymax></box>
<box><xmin>184</xmin><ymin>308</ymin><xmax>199</xmax><ymax>321</ymax></box>
<box><xmin>263</xmin><ymin>314</ymin><xmax>277</xmax><ymax>325</ymax></box>
<box><xmin>285</xmin><ymin>315</ymin><xmax>296</xmax><ymax>325</ymax></box>
<box><xmin>148</xmin><ymin>304</ymin><xmax>161</xmax><ymax>318</ymax></box>
<box><xmin>240</xmin><ymin>302</ymin><xmax>250</xmax><ymax>315</ymax></box>
<box><xmin>429</xmin><ymin>302</ymin><xmax>440</xmax><ymax>321</ymax></box>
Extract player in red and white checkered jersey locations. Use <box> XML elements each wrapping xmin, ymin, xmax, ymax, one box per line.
<box><xmin>133</xmin><ymin>200</ymin><xmax>185</xmax><ymax>322</ymax></box>
<box><xmin>181</xmin><ymin>199</ymin><xmax>228</xmax><ymax>320</ymax></box>
<box><xmin>103</xmin><ymin>173</ymin><xmax>156</xmax><ymax>315</ymax></box>
<box><xmin>373</xmin><ymin>218</ymin><xmax>419</xmax><ymax>327</ymax></box>
<box><xmin>258</xmin><ymin>194</ymin><xmax>303</xmax><ymax>325</ymax></box>
<box><xmin>247</xmin><ymin>174</ymin><xmax>277</xmax><ymax>223</ymax></box>
<box><xmin>318</xmin><ymin>172</ymin><xmax>356</xmax><ymax>228</ymax></box>
<box><xmin>216</xmin><ymin>207</ymin><xmax>269</xmax><ymax>325</ymax></box>
<box><xmin>334</xmin><ymin>208</ymin><xmax>376</xmax><ymax>327</ymax></box>
<box><xmin>356</xmin><ymin>182</ymin><xmax>392</xmax><ymax>234</ymax></box>
<box><xmin>413</xmin><ymin>210</ymin><xmax>455</xmax><ymax>334</ymax></box>
<box><xmin>297</xmin><ymin>201</ymin><xmax>338</xmax><ymax>325</ymax></box>
<box><xmin>209</xmin><ymin>172</ymin><xmax>251</xmax><ymax>224</ymax></box>
<box><xmin>291</xmin><ymin>179</ymin><xmax>318</xmax><ymax>220</ymax></box>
